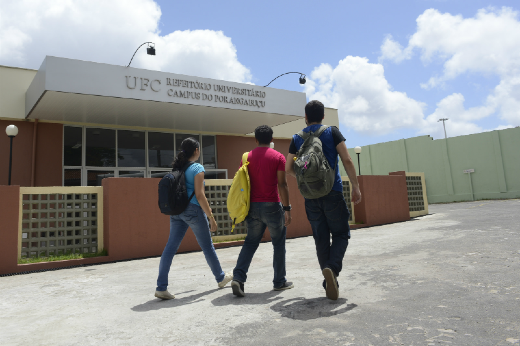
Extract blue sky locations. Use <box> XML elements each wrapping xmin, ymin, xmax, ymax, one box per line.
<box><xmin>1</xmin><ymin>0</ymin><xmax>519</xmax><ymax>148</ymax></box>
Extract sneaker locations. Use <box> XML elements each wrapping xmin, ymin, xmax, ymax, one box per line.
<box><xmin>322</xmin><ymin>267</ymin><xmax>339</xmax><ymax>300</ymax></box>
<box><xmin>218</xmin><ymin>272</ymin><xmax>233</xmax><ymax>288</ymax></box>
<box><xmin>323</xmin><ymin>279</ymin><xmax>339</xmax><ymax>290</ymax></box>
<box><xmin>273</xmin><ymin>281</ymin><xmax>294</xmax><ymax>291</ymax></box>
<box><xmin>155</xmin><ymin>290</ymin><xmax>175</xmax><ymax>300</ymax></box>
<box><xmin>231</xmin><ymin>280</ymin><xmax>245</xmax><ymax>297</ymax></box>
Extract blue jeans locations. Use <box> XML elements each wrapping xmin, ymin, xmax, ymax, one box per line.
<box><xmin>156</xmin><ymin>203</ymin><xmax>225</xmax><ymax>291</ymax></box>
<box><xmin>233</xmin><ymin>202</ymin><xmax>287</xmax><ymax>287</ymax></box>
<box><xmin>305</xmin><ymin>190</ymin><xmax>350</xmax><ymax>277</ymax></box>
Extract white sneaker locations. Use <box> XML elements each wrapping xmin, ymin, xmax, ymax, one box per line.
<box><xmin>155</xmin><ymin>290</ymin><xmax>175</xmax><ymax>300</ymax></box>
<box><xmin>218</xmin><ymin>272</ymin><xmax>233</xmax><ymax>288</ymax></box>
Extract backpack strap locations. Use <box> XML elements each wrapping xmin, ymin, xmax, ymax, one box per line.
<box><xmin>312</xmin><ymin>125</ymin><xmax>330</xmax><ymax>138</ymax></box>
<box><xmin>297</xmin><ymin>130</ymin><xmax>311</xmax><ymax>140</ymax></box>
<box><xmin>296</xmin><ymin>125</ymin><xmax>329</xmax><ymax>140</ymax></box>
<box><xmin>181</xmin><ymin>161</ymin><xmax>196</xmax><ymax>203</ymax></box>
<box><xmin>242</xmin><ymin>152</ymin><xmax>250</xmax><ymax>165</ymax></box>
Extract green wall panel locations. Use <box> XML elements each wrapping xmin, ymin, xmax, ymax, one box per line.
<box><xmin>340</xmin><ymin>128</ymin><xmax>520</xmax><ymax>203</ymax></box>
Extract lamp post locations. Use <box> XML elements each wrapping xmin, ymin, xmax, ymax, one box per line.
<box><xmin>264</xmin><ymin>72</ymin><xmax>306</xmax><ymax>87</ymax></box>
<box><xmin>127</xmin><ymin>42</ymin><xmax>156</xmax><ymax>67</ymax></box>
<box><xmin>5</xmin><ymin>125</ymin><xmax>18</xmax><ymax>185</ymax></box>
<box><xmin>438</xmin><ymin>118</ymin><xmax>449</xmax><ymax>139</ymax></box>
<box><xmin>354</xmin><ymin>146</ymin><xmax>362</xmax><ymax>176</ymax></box>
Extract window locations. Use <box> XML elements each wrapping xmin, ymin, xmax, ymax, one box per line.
<box><xmin>202</xmin><ymin>136</ymin><xmax>216</xmax><ymax>169</ymax></box>
<box><xmin>148</xmin><ymin>132</ymin><xmax>174</xmax><ymax>168</ymax></box>
<box><xmin>118</xmin><ymin>130</ymin><xmax>145</xmax><ymax>167</ymax></box>
<box><xmin>63</xmin><ymin>127</ymin><xmax>220</xmax><ymax>185</ymax></box>
<box><xmin>63</xmin><ymin>127</ymin><xmax>82</xmax><ymax>166</ymax></box>
<box><xmin>86</xmin><ymin>128</ymin><xmax>116</xmax><ymax>167</ymax></box>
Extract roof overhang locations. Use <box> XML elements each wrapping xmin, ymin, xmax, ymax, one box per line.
<box><xmin>25</xmin><ymin>56</ymin><xmax>306</xmax><ymax>135</ymax></box>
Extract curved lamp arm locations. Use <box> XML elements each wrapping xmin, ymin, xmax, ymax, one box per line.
<box><xmin>263</xmin><ymin>72</ymin><xmax>306</xmax><ymax>87</ymax></box>
<box><xmin>127</xmin><ymin>42</ymin><xmax>155</xmax><ymax>67</ymax></box>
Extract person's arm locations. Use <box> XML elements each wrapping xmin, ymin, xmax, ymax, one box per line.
<box><xmin>285</xmin><ymin>153</ymin><xmax>296</xmax><ymax>178</ymax></box>
<box><xmin>336</xmin><ymin>142</ymin><xmax>362</xmax><ymax>205</ymax></box>
<box><xmin>194</xmin><ymin>172</ymin><xmax>218</xmax><ymax>232</ymax></box>
<box><xmin>277</xmin><ymin>170</ymin><xmax>292</xmax><ymax>226</ymax></box>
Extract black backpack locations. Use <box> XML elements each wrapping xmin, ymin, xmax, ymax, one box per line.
<box><xmin>158</xmin><ymin>162</ymin><xmax>196</xmax><ymax>215</ymax></box>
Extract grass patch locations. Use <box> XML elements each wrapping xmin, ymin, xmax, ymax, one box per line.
<box><xmin>18</xmin><ymin>249</ymin><xmax>108</xmax><ymax>264</ymax></box>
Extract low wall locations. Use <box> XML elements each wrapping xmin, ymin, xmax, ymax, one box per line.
<box><xmin>1</xmin><ymin>173</ymin><xmax>414</xmax><ymax>275</ymax></box>
<box><xmin>354</xmin><ymin>175</ymin><xmax>410</xmax><ymax>226</ymax></box>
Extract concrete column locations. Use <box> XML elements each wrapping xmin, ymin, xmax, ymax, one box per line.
<box><xmin>492</xmin><ymin>131</ymin><xmax>507</xmax><ymax>193</ymax></box>
<box><xmin>399</xmin><ymin>139</ymin><xmax>409</xmax><ymax>171</ymax></box>
<box><xmin>441</xmin><ymin>139</ymin><xmax>455</xmax><ymax>195</ymax></box>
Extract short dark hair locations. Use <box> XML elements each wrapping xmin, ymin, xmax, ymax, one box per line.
<box><xmin>254</xmin><ymin>125</ymin><xmax>273</xmax><ymax>145</ymax></box>
<box><xmin>305</xmin><ymin>100</ymin><xmax>325</xmax><ymax>123</ymax></box>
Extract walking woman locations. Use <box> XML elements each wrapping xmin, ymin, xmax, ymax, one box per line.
<box><xmin>155</xmin><ymin>137</ymin><xmax>232</xmax><ymax>300</ymax></box>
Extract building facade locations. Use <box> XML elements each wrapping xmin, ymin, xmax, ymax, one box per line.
<box><xmin>0</xmin><ymin>56</ymin><xmax>340</xmax><ymax>187</ymax></box>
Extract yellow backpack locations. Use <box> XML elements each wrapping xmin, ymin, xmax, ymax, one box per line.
<box><xmin>227</xmin><ymin>152</ymin><xmax>250</xmax><ymax>232</ymax></box>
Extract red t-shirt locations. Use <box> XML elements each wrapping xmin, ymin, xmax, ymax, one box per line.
<box><xmin>241</xmin><ymin>147</ymin><xmax>286</xmax><ymax>203</ymax></box>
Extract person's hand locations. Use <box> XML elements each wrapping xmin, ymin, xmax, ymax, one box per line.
<box><xmin>209</xmin><ymin>217</ymin><xmax>218</xmax><ymax>233</ymax></box>
<box><xmin>284</xmin><ymin>211</ymin><xmax>292</xmax><ymax>226</ymax></box>
<box><xmin>352</xmin><ymin>186</ymin><xmax>362</xmax><ymax>205</ymax></box>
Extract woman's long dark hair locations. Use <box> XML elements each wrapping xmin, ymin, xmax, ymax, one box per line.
<box><xmin>172</xmin><ymin>137</ymin><xmax>200</xmax><ymax>170</ymax></box>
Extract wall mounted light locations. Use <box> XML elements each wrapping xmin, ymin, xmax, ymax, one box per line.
<box><xmin>5</xmin><ymin>125</ymin><xmax>19</xmax><ymax>185</ymax></box>
<box><xmin>127</xmin><ymin>42</ymin><xmax>156</xmax><ymax>67</ymax></box>
<box><xmin>264</xmin><ymin>72</ymin><xmax>306</xmax><ymax>87</ymax></box>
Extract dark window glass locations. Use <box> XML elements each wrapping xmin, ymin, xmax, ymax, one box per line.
<box><xmin>176</xmin><ymin>134</ymin><xmax>200</xmax><ymax>163</ymax></box>
<box><xmin>87</xmin><ymin>170</ymin><xmax>114</xmax><ymax>186</ymax></box>
<box><xmin>86</xmin><ymin>128</ymin><xmax>116</xmax><ymax>167</ymax></box>
<box><xmin>204</xmin><ymin>171</ymin><xmax>226</xmax><ymax>179</ymax></box>
<box><xmin>118</xmin><ymin>130</ymin><xmax>145</xmax><ymax>167</ymax></box>
<box><xmin>64</xmin><ymin>127</ymin><xmax>82</xmax><ymax>166</ymax></box>
<box><xmin>202</xmin><ymin>136</ymin><xmax>216</xmax><ymax>169</ymax></box>
<box><xmin>64</xmin><ymin>169</ymin><xmax>81</xmax><ymax>186</ymax></box>
<box><xmin>119</xmin><ymin>171</ymin><xmax>145</xmax><ymax>178</ymax></box>
<box><xmin>150</xmin><ymin>171</ymin><xmax>169</xmax><ymax>178</ymax></box>
<box><xmin>148</xmin><ymin>132</ymin><xmax>174</xmax><ymax>168</ymax></box>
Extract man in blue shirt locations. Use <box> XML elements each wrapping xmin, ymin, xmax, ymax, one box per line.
<box><xmin>286</xmin><ymin>100</ymin><xmax>362</xmax><ymax>300</ymax></box>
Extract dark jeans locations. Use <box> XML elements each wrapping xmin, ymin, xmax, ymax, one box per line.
<box><xmin>233</xmin><ymin>202</ymin><xmax>287</xmax><ymax>287</ymax></box>
<box><xmin>305</xmin><ymin>190</ymin><xmax>350</xmax><ymax>277</ymax></box>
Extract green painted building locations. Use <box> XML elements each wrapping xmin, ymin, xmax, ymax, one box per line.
<box><xmin>343</xmin><ymin>127</ymin><xmax>520</xmax><ymax>204</ymax></box>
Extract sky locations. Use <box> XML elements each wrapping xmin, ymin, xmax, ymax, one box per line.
<box><xmin>1</xmin><ymin>0</ymin><xmax>519</xmax><ymax>148</ymax></box>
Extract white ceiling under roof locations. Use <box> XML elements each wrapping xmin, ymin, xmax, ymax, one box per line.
<box><xmin>25</xmin><ymin>57</ymin><xmax>306</xmax><ymax>135</ymax></box>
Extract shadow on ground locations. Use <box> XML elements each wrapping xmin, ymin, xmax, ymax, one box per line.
<box><xmin>131</xmin><ymin>288</ymin><xmax>221</xmax><ymax>311</ymax></box>
<box><xmin>270</xmin><ymin>297</ymin><xmax>357</xmax><ymax>321</ymax></box>
<box><xmin>211</xmin><ymin>290</ymin><xmax>284</xmax><ymax>306</ymax></box>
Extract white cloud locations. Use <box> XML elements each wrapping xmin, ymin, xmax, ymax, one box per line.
<box><xmin>378</xmin><ymin>6</ymin><xmax>520</xmax><ymax>132</ymax></box>
<box><xmin>0</xmin><ymin>0</ymin><xmax>251</xmax><ymax>83</ymax></box>
<box><xmin>379</xmin><ymin>35</ymin><xmax>412</xmax><ymax>63</ymax></box>
<box><xmin>305</xmin><ymin>56</ymin><xmax>426</xmax><ymax>136</ymax></box>
<box><xmin>420</xmin><ymin>93</ymin><xmax>492</xmax><ymax>138</ymax></box>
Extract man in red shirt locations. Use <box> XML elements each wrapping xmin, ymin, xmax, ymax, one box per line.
<box><xmin>231</xmin><ymin>125</ymin><xmax>293</xmax><ymax>297</ymax></box>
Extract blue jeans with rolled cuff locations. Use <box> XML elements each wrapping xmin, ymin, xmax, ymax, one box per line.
<box><xmin>304</xmin><ymin>190</ymin><xmax>350</xmax><ymax>277</ymax></box>
<box><xmin>156</xmin><ymin>203</ymin><xmax>225</xmax><ymax>291</ymax></box>
<box><xmin>233</xmin><ymin>202</ymin><xmax>287</xmax><ymax>288</ymax></box>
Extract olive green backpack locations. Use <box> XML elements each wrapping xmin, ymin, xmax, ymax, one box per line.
<box><xmin>294</xmin><ymin>126</ymin><xmax>336</xmax><ymax>199</ymax></box>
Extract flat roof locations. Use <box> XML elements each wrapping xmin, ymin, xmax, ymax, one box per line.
<box><xmin>25</xmin><ymin>57</ymin><xmax>307</xmax><ymax>135</ymax></box>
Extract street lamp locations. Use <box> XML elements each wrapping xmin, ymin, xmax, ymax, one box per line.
<box><xmin>264</xmin><ymin>72</ymin><xmax>306</xmax><ymax>87</ymax></box>
<box><xmin>127</xmin><ymin>42</ymin><xmax>156</xmax><ymax>67</ymax></box>
<box><xmin>354</xmin><ymin>146</ymin><xmax>362</xmax><ymax>176</ymax></box>
<box><xmin>438</xmin><ymin>118</ymin><xmax>449</xmax><ymax>139</ymax></box>
<box><xmin>5</xmin><ymin>125</ymin><xmax>18</xmax><ymax>185</ymax></box>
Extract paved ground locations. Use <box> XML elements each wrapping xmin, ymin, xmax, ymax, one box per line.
<box><xmin>1</xmin><ymin>199</ymin><xmax>519</xmax><ymax>346</ymax></box>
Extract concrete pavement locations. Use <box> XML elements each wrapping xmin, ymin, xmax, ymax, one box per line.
<box><xmin>1</xmin><ymin>199</ymin><xmax>519</xmax><ymax>345</ymax></box>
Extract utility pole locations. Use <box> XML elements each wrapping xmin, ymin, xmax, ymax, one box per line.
<box><xmin>438</xmin><ymin>118</ymin><xmax>449</xmax><ymax>139</ymax></box>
